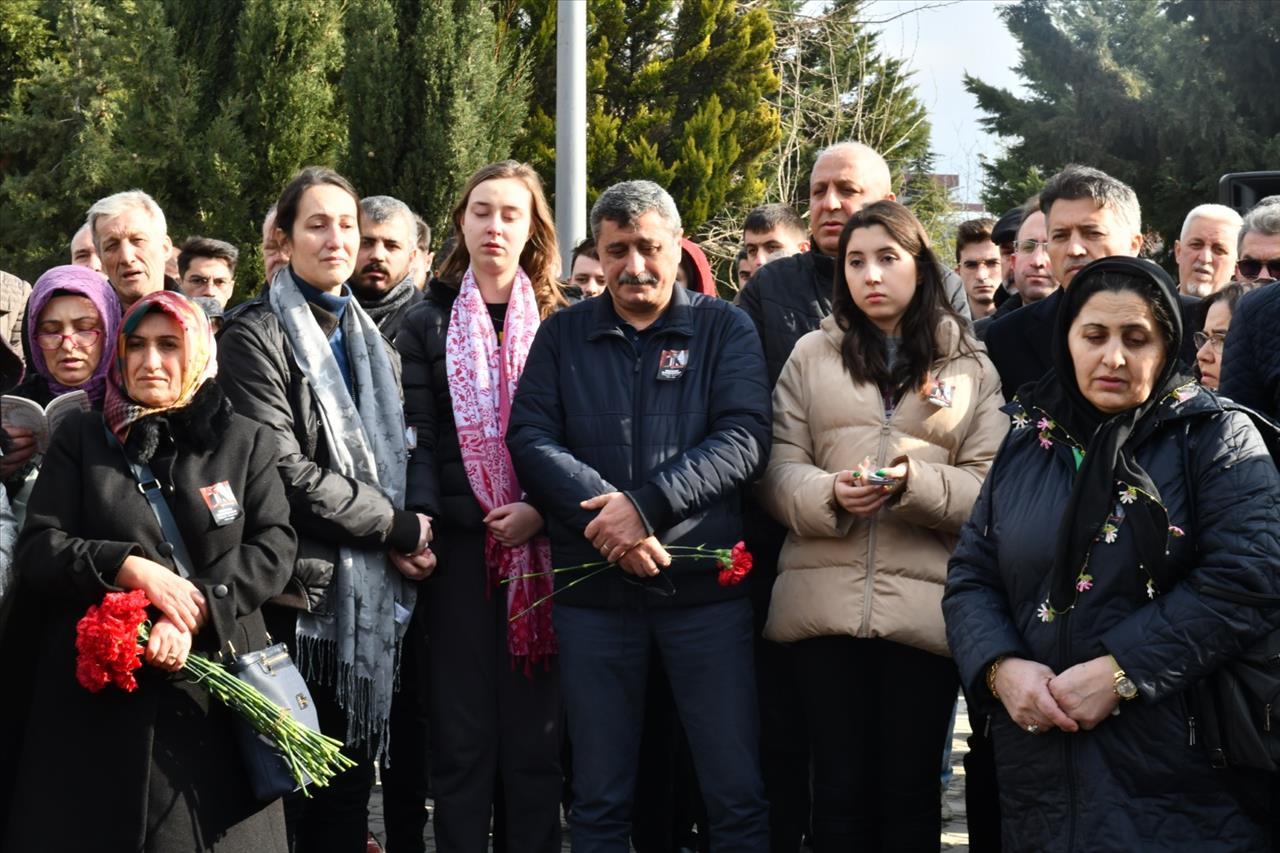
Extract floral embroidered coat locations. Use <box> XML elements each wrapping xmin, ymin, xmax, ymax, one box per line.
<box><xmin>944</xmin><ymin>385</ymin><xmax>1280</xmax><ymax>852</ymax></box>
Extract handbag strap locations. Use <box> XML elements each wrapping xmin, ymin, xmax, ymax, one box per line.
<box><xmin>104</xmin><ymin>426</ymin><xmax>195</xmax><ymax>579</ymax></box>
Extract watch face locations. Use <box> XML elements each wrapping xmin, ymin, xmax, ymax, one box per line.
<box><xmin>1116</xmin><ymin>676</ymin><xmax>1138</xmax><ymax>700</ymax></box>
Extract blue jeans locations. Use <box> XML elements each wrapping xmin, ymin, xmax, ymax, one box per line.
<box><xmin>554</xmin><ymin>599</ymin><xmax>769</xmax><ymax>853</ymax></box>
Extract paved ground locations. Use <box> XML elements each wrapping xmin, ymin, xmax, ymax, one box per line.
<box><xmin>369</xmin><ymin>699</ymin><xmax>972</xmax><ymax>852</ymax></box>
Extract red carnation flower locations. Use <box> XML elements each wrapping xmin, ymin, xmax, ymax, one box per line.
<box><xmin>716</xmin><ymin>541</ymin><xmax>754</xmax><ymax>587</ymax></box>
<box><xmin>75</xmin><ymin>589</ymin><xmax>151</xmax><ymax>693</ymax></box>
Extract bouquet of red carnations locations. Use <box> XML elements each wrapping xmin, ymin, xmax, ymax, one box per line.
<box><xmin>504</xmin><ymin>541</ymin><xmax>754</xmax><ymax>621</ymax></box>
<box><xmin>75</xmin><ymin>589</ymin><xmax>354</xmax><ymax>794</ymax></box>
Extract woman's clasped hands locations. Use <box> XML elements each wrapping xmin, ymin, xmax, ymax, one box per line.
<box><xmin>994</xmin><ymin>655</ymin><xmax>1123</xmax><ymax>735</ymax></box>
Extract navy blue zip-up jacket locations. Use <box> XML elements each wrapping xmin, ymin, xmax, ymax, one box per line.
<box><xmin>507</xmin><ymin>284</ymin><xmax>772</xmax><ymax>609</ymax></box>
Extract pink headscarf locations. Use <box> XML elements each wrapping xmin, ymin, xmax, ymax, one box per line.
<box><xmin>24</xmin><ymin>265</ymin><xmax>121</xmax><ymax>406</ymax></box>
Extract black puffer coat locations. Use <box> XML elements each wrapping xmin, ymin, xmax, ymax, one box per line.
<box><xmin>393</xmin><ymin>279</ymin><xmax>485</xmax><ymax>530</ymax></box>
<box><xmin>507</xmin><ymin>285</ymin><xmax>771</xmax><ymax>609</ymax></box>
<box><xmin>943</xmin><ymin>386</ymin><xmax>1280</xmax><ymax>852</ymax></box>
<box><xmin>1220</xmin><ymin>280</ymin><xmax>1280</xmax><ymax>418</ymax></box>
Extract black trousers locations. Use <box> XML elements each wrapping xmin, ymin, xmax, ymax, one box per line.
<box><xmin>264</xmin><ymin>607</ymin><xmax>377</xmax><ymax>853</ymax></box>
<box><xmin>280</xmin><ymin>678</ymin><xmax>378</xmax><ymax>853</ymax></box>
<box><xmin>748</xmin><ymin>519</ymin><xmax>811</xmax><ymax>853</ymax></box>
<box><xmin>794</xmin><ymin>636</ymin><xmax>959</xmax><ymax>853</ymax></box>
<box><xmin>963</xmin><ymin>708</ymin><xmax>1003</xmax><ymax>853</ymax></box>
<box><xmin>425</xmin><ymin>528</ymin><xmax>563</xmax><ymax>853</ymax></box>
<box><xmin>382</xmin><ymin>600</ymin><xmax>433</xmax><ymax>853</ymax></box>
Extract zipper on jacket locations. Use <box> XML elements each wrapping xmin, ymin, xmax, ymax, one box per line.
<box><xmin>859</xmin><ymin>420</ymin><xmax>895</xmax><ymax>637</ymax></box>
<box><xmin>629</xmin><ymin>338</ymin><xmax>643</xmax><ymax>504</ymax></box>
<box><xmin>1188</xmin><ymin>713</ymin><xmax>1197</xmax><ymax>746</ymax></box>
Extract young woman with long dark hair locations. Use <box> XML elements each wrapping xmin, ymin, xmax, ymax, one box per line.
<box><xmin>758</xmin><ymin>200</ymin><xmax>1008</xmax><ymax>851</ymax></box>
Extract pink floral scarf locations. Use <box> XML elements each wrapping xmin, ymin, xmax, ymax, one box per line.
<box><xmin>445</xmin><ymin>266</ymin><xmax>556</xmax><ymax>664</ymax></box>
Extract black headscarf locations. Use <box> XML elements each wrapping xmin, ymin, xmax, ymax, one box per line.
<box><xmin>1020</xmin><ymin>256</ymin><xmax>1192</xmax><ymax>615</ymax></box>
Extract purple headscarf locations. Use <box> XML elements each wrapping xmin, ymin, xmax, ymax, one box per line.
<box><xmin>24</xmin><ymin>265</ymin><xmax>121</xmax><ymax>406</ymax></box>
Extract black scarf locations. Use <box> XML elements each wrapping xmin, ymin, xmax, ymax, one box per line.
<box><xmin>356</xmin><ymin>275</ymin><xmax>417</xmax><ymax>329</ymax></box>
<box><xmin>1019</xmin><ymin>257</ymin><xmax>1192</xmax><ymax>614</ymax></box>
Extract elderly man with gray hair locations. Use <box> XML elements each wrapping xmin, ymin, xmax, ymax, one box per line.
<box><xmin>507</xmin><ymin>179</ymin><xmax>772</xmax><ymax>851</ymax></box>
<box><xmin>1234</xmin><ymin>195</ymin><xmax>1280</xmax><ymax>285</ymax></box>
<box><xmin>1173</xmin><ymin>203</ymin><xmax>1242</xmax><ymax>297</ymax></box>
<box><xmin>86</xmin><ymin>189</ymin><xmax>178</xmax><ymax>309</ymax></box>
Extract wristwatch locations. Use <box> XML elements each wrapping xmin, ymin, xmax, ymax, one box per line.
<box><xmin>1110</xmin><ymin>656</ymin><xmax>1138</xmax><ymax>700</ymax></box>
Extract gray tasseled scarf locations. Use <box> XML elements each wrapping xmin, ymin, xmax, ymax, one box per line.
<box><xmin>268</xmin><ymin>268</ymin><xmax>414</xmax><ymax>758</ymax></box>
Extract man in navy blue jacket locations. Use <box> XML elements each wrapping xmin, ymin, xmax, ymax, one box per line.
<box><xmin>508</xmin><ymin>180</ymin><xmax>772</xmax><ymax>852</ymax></box>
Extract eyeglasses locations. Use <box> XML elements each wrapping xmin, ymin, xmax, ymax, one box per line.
<box><xmin>1015</xmin><ymin>239</ymin><xmax>1049</xmax><ymax>255</ymax></box>
<box><xmin>185</xmin><ymin>274</ymin><xmax>233</xmax><ymax>289</ymax></box>
<box><xmin>36</xmin><ymin>328</ymin><xmax>102</xmax><ymax>350</ymax></box>
<box><xmin>1238</xmin><ymin>258</ymin><xmax>1280</xmax><ymax>281</ymax></box>
<box><xmin>1193</xmin><ymin>331</ymin><xmax>1226</xmax><ymax>352</ymax></box>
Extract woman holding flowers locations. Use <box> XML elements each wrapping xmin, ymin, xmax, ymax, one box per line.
<box><xmin>395</xmin><ymin>160</ymin><xmax>566</xmax><ymax>852</ymax></box>
<box><xmin>944</xmin><ymin>258</ymin><xmax>1280</xmax><ymax>851</ymax></box>
<box><xmin>759</xmin><ymin>201</ymin><xmax>1007</xmax><ymax>851</ymax></box>
<box><xmin>2</xmin><ymin>291</ymin><xmax>296</xmax><ymax>852</ymax></box>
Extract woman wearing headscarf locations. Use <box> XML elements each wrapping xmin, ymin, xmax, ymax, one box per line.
<box><xmin>217</xmin><ymin>166</ymin><xmax>433</xmax><ymax>852</ymax></box>
<box><xmin>945</xmin><ymin>257</ymin><xmax>1280</xmax><ymax>851</ymax></box>
<box><xmin>1</xmin><ymin>265</ymin><xmax>121</xmax><ymax>527</ymax></box>
<box><xmin>758</xmin><ymin>200</ymin><xmax>1008</xmax><ymax>851</ymax></box>
<box><xmin>395</xmin><ymin>159</ymin><xmax>566</xmax><ymax>852</ymax></box>
<box><xmin>2</xmin><ymin>291</ymin><xmax>296</xmax><ymax>852</ymax></box>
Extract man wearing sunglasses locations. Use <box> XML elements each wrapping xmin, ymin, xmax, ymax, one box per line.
<box><xmin>1219</xmin><ymin>198</ymin><xmax>1280</xmax><ymax>415</ymax></box>
<box><xmin>1236</xmin><ymin>196</ymin><xmax>1280</xmax><ymax>284</ymax></box>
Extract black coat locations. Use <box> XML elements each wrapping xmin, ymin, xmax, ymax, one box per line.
<box><xmin>735</xmin><ymin>248</ymin><xmax>836</xmax><ymax>389</ymax></box>
<box><xmin>2</xmin><ymin>388</ymin><xmax>296</xmax><ymax>852</ymax></box>
<box><xmin>1220</xmin><ymin>281</ymin><xmax>1280</xmax><ymax>418</ymax></box>
<box><xmin>393</xmin><ymin>279</ymin><xmax>485</xmax><ymax>530</ymax></box>
<box><xmin>217</xmin><ymin>298</ymin><xmax>421</xmax><ymax>608</ymax></box>
<box><xmin>506</xmin><ymin>285</ymin><xmax>772</xmax><ymax>609</ymax></box>
<box><xmin>943</xmin><ymin>387</ymin><xmax>1280</xmax><ymax>852</ymax></box>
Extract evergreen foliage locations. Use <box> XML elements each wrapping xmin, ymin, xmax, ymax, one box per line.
<box><xmin>511</xmin><ymin>0</ymin><xmax>780</xmax><ymax>235</ymax></box>
<box><xmin>0</xmin><ymin>0</ymin><xmax>525</xmax><ymax>300</ymax></box>
<box><xmin>968</xmin><ymin>0</ymin><xmax>1280</xmax><ymax>262</ymax></box>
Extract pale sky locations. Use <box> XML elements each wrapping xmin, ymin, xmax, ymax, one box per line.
<box><xmin>870</xmin><ymin>0</ymin><xmax>1028</xmax><ymax>207</ymax></box>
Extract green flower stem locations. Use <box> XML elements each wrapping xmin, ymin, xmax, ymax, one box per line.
<box><xmin>509</xmin><ymin>564</ymin><xmax>611</xmax><ymax>623</ymax></box>
<box><xmin>135</xmin><ymin>622</ymin><xmax>355</xmax><ymax>795</ymax></box>
<box><xmin>499</xmin><ymin>560</ymin><xmax>610</xmax><ymax>584</ymax></box>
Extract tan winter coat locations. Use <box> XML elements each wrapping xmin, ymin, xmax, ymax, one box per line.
<box><xmin>759</xmin><ymin>313</ymin><xmax>1008</xmax><ymax>656</ymax></box>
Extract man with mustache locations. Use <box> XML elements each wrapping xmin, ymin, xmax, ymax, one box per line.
<box><xmin>1173</xmin><ymin>204</ymin><xmax>1241</xmax><ymax>298</ymax></box>
<box><xmin>350</xmin><ymin>195</ymin><xmax>423</xmax><ymax>338</ymax></box>
<box><xmin>983</xmin><ymin>165</ymin><xmax>1147</xmax><ymax>396</ymax></box>
<box><xmin>507</xmin><ymin>180</ymin><xmax>771</xmax><ymax>851</ymax></box>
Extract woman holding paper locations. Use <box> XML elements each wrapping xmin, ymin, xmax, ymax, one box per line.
<box><xmin>1</xmin><ymin>264</ymin><xmax>121</xmax><ymax>526</ymax></box>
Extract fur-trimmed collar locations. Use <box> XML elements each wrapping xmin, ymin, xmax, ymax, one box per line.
<box><xmin>125</xmin><ymin>380</ymin><xmax>234</xmax><ymax>463</ymax></box>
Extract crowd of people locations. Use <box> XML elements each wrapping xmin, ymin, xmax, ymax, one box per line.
<box><xmin>0</xmin><ymin>139</ymin><xmax>1279</xmax><ymax>853</ymax></box>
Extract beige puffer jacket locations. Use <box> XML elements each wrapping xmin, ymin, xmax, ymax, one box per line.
<box><xmin>759</xmin><ymin>313</ymin><xmax>1008</xmax><ymax>656</ymax></box>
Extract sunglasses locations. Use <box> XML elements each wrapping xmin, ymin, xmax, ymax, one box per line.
<box><xmin>1238</xmin><ymin>258</ymin><xmax>1280</xmax><ymax>281</ymax></box>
